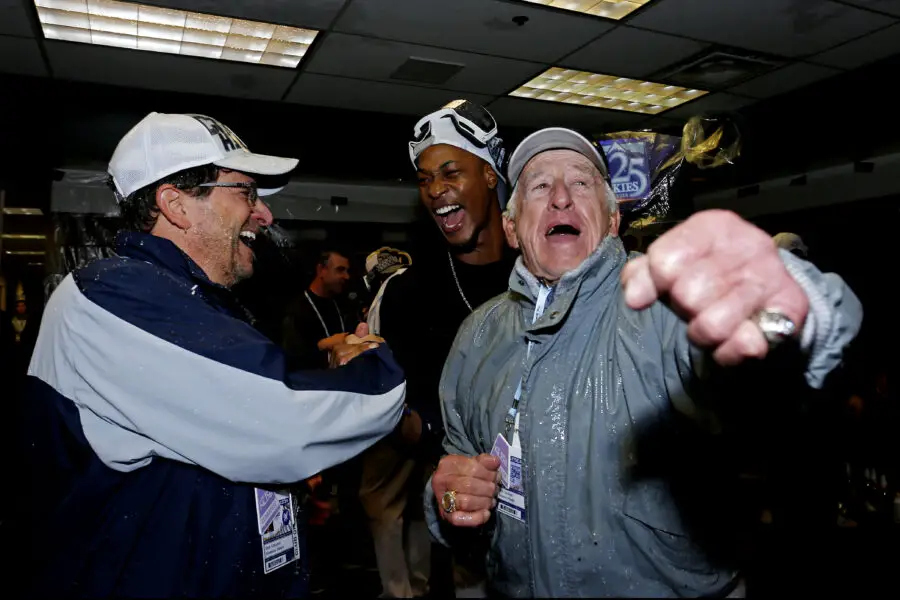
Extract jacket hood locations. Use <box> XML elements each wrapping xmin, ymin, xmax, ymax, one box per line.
<box><xmin>509</xmin><ymin>234</ymin><xmax>628</xmax><ymax>331</ymax></box>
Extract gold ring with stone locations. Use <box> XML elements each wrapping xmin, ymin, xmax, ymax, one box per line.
<box><xmin>441</xmin><ymin>490</ymin><xmax>458</xmax><ymax>513</ymax></box>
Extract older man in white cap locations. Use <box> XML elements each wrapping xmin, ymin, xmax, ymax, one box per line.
<box><xmin>426</xmin><ymin>127</ymin><xmax>862</xmax><ymax>597</ymax></box>
<box><xmin>21</xmin><ymin>113</ymin><xmax>406</xmax><ymax>598</ymax></box>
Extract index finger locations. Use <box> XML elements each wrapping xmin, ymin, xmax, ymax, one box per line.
<box><xmin>438</xmin><ymin>454</ymin><xmax>499</xmax><ymax>482</ymax></box>
<box><xmin>644</xmin><ymin>211</ymin><xmax>748</xmax><ymax>295</ymax></box>
<box><xmin>621</xmin><ymin>255</ymin><xmax>658</xmax><ymax>310</ymax></box>
<box><xmin>318</xmin><ymin>333</ymin><xmax>348</xmax><ymax>350</ymax></box>
<box><xmin>475</xmin><ymin>453</ymin><xmax>501</xmax><ymax>472</ymax></box>
<box><xmin>467</xmin><ymin>453</ymin><xmax>501</xmax><ymax>481</ymax></box>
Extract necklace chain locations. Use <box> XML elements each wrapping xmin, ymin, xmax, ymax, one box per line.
<box><xmin>447</xmin><ymin>252</ymin><xmax>473</xmax><ymax>313</ymax></box>
<box><xmin>304</xmin><ymin>290</ymin><xmax>345</xmax><ymax>336</ymax></box>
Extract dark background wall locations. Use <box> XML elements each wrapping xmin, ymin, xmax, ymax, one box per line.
<box><xmin>5</xmin><ymin>50</ymin><xmax>900</xmax><ymax>190</ymax></box>
<box><xmin>2</xmin><ymin>58</ymin><xmax>898</xmax><ymax>370</ymax></box>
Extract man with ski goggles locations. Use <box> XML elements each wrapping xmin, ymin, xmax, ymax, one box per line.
<box><xmin>357</xmin><ymin>100</ymin><xmax>517</xmax><ymax>599</ymax></box>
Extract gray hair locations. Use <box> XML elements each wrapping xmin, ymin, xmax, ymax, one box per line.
<box><xmin>503</xmin><ymin>169</ymin><xmax>618</xmax><ymax>220</ymax></box>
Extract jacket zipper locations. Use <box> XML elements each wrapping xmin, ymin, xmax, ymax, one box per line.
<box><xmin>519</xmin><ymin>354</ymin><xmax>538</xmax><ymax>597</ymax></box>
<box><xmin>519</xmin><ymin>285</ymin><xmax>552</xmax><ymax>596</ymax></box>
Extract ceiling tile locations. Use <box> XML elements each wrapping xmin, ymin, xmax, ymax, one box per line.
<box><xmin>563</xmin><ymin>26</ymin><xmax>708</xmax><ymax>78</ymax></box>
<box><xmin>812</xmin><ymin>22</ymin><xmax>900</xmax><ymax>68</ymax></box>
<box><xmin>305</xmin><ymin>33</ymin><xmax>544</xmax><ymax>95</ymax></box>
<box><xmin>333</xmin><ymin>0</ymin><xmax>612</xmax><ymax>62</ymax></box>
<box><xmin>0</xmin><ymin>35</ymin><xmax>47</xmax><ymax>77</ymax></box>
<box><xmin>0</xmin><ymin>0</ymin><xmax>35</xmax><ymax>37</ymax></box>
<box><xmin>630</xmin><ymin>0</ymin><xmax>895</xmax><ymax>57</ymax></box>
<box><xmin>142</xmin><ymin>0</ymin><xmax>348</xmax><ymax>30</ymax></box>
<box><xmin>728</xmin><ymin>62</ymin><xmax>840</xmax><ymax>98</ymax></box>
<box><xmin>839</xmin><ymin>0</ymin><xmax>900</xmax><ymax>17</ymax></box>
<box><xmin>286</xmin><ymin>73</ymin><xmax>494</xmax><ymax>116</ymax></box>
<box><xmin>487</xmin><ymin>96</ymin><xmax>645</xmax><ymax>134</ymax></box>
<box><xmin>46</xmin><ymin>40</ymin><xmax>296</xmax><ymax>100</ymax></box>
<box><xmin>658</xmin><ymin>92</ymin><xmax>753</xmax><ymax>119</ymax></box>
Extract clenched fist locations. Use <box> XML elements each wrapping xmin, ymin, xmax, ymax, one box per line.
<box><xmin>432</xmin><ymin>453</ymin><xmax>501</xmax><ymax>527</ymax></box>
<box><xmin>621</xmin><ymin>210</ymin><xmax>809</xmax><ymax>366</ymax></box>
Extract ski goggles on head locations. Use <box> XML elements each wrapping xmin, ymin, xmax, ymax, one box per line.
<box><xmin>409</xmin><ymin>100</ymin><xmax>499</xmax><ymax>163</ymax></box>
<box><xmin>408</xmin><ymin>100</ymin><xmax>509</xmax><ymax>187</ymax></box>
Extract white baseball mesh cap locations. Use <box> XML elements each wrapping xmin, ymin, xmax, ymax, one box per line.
<box><xmin>108</xmin><ymin>112</ymin><xmax>299</xmax><ymax>199</ymax></box>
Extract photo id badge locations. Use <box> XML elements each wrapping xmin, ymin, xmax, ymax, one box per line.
<box><xmin>260</xmin><ymin>491</ymin><xmax>300</xmax><ymax>574</ymax></box>
<box><xmin>490</xmin><ymin>433</ymin><xmax>511</xmax><ymax>488</ymax></box>
<box><xmin>496</xmin><ymin>442</ymin><xmax>526</xmax><ymax>523</ymax></box>
<box><xmin>254</xmin><ymin>488</ymin><xmax>280</xmax><ymax>535</ymax></box>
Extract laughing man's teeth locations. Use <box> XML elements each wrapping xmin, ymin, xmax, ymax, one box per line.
<box><xmin>239</xmin><ymin>231</ymin><xmax>256</xmax><ymax>242</ymax></box>
<box><xmin>435</xmin><ymin>204</ymin><xmax>461</xmax><ymax>216</ymax></box>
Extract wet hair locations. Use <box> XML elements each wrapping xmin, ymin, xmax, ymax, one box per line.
<box><xmin>108</xmin><ymin>164</ymin><xmax>220</xmax><ymax>232</ymax></box>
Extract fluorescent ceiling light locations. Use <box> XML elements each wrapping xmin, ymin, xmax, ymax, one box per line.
<box><xmin>34</xmin><ymin>0</ymin><xmax>319</xmax><ymax>68</ymax></box>
<box><xmin>2</xmin><ymin>207</ymin><xmax>44</xmax><ymax>216</ymax></box>
<box><xmin>2</xmin><ymin>234</ymin><xmax>47</xmax><ymax>240</ymax></box>
<box><xmin>519</xmin><ymin>0</ymin><xmax>651</xmax><ymax>20</ymax></box>
<box><xmin>510</xmin><ymin>67</ymin><xmax>707</xmax><ymax>115</ymax></box>
<box><xmin>5</xmin><ymin>250</ymin><xmax>46</xmax><ymax>256</ymax></box>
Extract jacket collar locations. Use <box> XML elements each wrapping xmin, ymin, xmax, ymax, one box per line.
<box><xmin>508</xmin><ymin>235</ymin><xmax>627</xmax><ymax>332</ymax></box>
<box><xmin>115</xmin><ymin>230</ymin><xmax>216</xmax><ymax>287</ymax></box>
<box><xmin>114</xmin><ymin>231</ymin><xmax>255</xmax><ymax>323</ymax></box>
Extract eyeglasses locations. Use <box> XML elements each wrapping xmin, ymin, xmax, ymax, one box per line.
<box><xmin>197</xmin><ymin>182</ymin><xmax>259</xmax><ymax>207</ymax></box>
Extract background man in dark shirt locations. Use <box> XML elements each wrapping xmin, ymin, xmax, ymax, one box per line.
<box><xmin>282</xmin><ymin>249</ymin><xmax>352</xmax><ymax>370</ymax></box>
<box><xmin>280</xmin><ymin>248</ymin><xmax>362</xmax><ymax>594</ymax></box>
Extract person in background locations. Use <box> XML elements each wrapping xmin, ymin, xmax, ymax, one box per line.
<box><xmin>281</xmin><ymin>248</ymin><xmax>369</xmax><ymax>595</ymax></box>
<box><xmin>5</xmin><ymin>292</ymin><xmax>40</xmax><ymax>376</ymax></box>
<box><xmin>367</xmin><ymin>100</ymin><xmax>517</xmax><ymax>598</ymax></box>
<box><xmin>19</xmin><ymin>112</ymin><xmax>405</xmax><ymax>598</ymax></box>
<box><xmin>1</xmin><ymin>291</ymin><xmax>39</xmax><ymax>535</ymax></box>
<box><xmin>427</xmin><ymin>127</ymin><xmax>862</xmax><ymax>597</ymax></box>
<box><xmin>10</xmin><ymin>299</ymin><xmax>30</xmax><ymax>344</ymax></box>
<box><xmin>282</xmin><ymin>249</ymin><xmax>353</xmax><ymax>371</ymax></box>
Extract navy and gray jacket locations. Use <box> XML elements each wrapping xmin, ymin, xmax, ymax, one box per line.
<box><xmin>22</xmin><ymin>231</ymin><xmax>406</xmax><ymax>597</ymax></box>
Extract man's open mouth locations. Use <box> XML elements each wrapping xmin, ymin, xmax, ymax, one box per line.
<box><xmin>434</xmin><ymin>204</ymin><xmax>465</xmax><ymax>233</ymax></box>
<box><xmin>546</xmin><ymin>224</ymin><xmax>581</xmax><ymax>238</ymax></box>
<box><xmin>238</xmin><ymin>230</ymin><xmax>257</xmax><ymax>249</ymax></box>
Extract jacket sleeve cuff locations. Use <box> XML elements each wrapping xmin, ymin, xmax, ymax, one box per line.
<box><xmin>778</xmin><ymin>249</ymin><xmax>863</xmax><ymax>389</ymax></box>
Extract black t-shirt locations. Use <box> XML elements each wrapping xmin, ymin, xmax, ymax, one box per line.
<box><xmin>378</xmin><ymin>249</ymin><xmax>518</xmax><ymax>447</ymax></box>
<box><xmin>282</xmin><ymin>289</ymin><xmax>351</xmax><ymax>371</ymax></box>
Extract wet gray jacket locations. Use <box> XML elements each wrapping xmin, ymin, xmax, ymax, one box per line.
<box><xmin>425</xmin><ymin>236</ymin><xmax>862</xmax><ymax>598</ymax></box>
